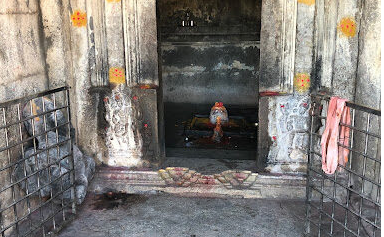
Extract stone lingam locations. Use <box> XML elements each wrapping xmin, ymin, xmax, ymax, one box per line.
<box><xmin>209</xmin><ymin>102</ymin><xmax>229</xmax><ymax>143</ymax></box>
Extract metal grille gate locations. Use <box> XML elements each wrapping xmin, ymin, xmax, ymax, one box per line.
<box><xmin>305</xmin><ymin>94</ymin><xmax>381</xmax><ymax>236</ymax></box>
<box><xmin>0</xmin><ymin>87</ymin><xmax>76</xmax><ymax>237</ymax></box>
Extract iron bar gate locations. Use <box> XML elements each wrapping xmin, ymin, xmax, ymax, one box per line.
<box><xmin>305</xmin><ymin>94</ymin><xmax>381</xmax><ymax>236</ymax></box>
<box><xmin>0</xmin><ymin>87</ymin><xmax>76</xmax><ymax>237</ymax></box>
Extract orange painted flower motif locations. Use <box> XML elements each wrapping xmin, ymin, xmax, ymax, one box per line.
<box><xmin>71</xmin><ymin>10</ymin><xmax>87</xmax><ymax>27</ymax></box>
<box><xmin>338</xmin><ymin>17</ymin><xmax>356</xmax><ymax>37</ymax></box>
<box><xmin>294</xmin><ymin>73</ymin><xmax>310</xmax><ymax>93</ymax></box>
<box><xmin>109</xmin><ymin>67</ymin><xmax>126</xmax><ymax>85</ymax></box>
<box><xmin>297</xmin><ymin>0</ymin><xmax>315</xmax><ymax>6</ymax></box>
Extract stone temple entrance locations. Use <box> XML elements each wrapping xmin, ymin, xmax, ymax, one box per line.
<box><xmin>158</xmin><ymin>0</ymin><xmax>260</xmax><ymax>163</ymax></box>
<box><xmin>95</xmin><ymin>0</ymin><xmax>265</xmax><ymax>189</ymax></box>
<box><xmin>0</xmin><ymin>0</ymin><xmax>381</xmax><ymax>236</ymax></box>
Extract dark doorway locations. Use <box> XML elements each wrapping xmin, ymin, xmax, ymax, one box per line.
<box><xmin>157</xmin><ymin>0</ymin><xmax>261</xmax><ymax>161</ymax></box>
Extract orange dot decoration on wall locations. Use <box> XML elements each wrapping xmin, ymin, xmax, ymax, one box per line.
<box><xmin>109</xmin><ymin>67</ymin><xmax>126</xmax><ymax>85</ymax></box>
<box><xmin>106</xmin><ymin>0</ymin><xmax>121</xmax><ymax>2</ymax></box>
<box><xmin>338</xmin><ymin>17</ymin><xmax>357</xmax><ymax>37</ymax></box>
<box><xmin>71</xmin><ymin>10</ymin><xmax>87</xmax><ymax>27</ymax></box>
<box><xmin>297</xmin><ymin>0</ymin><xmax>315</xmax><ymax>6</ymax></box>
<box><xmin>294</xmin><ymin>73</ymin><xmax>311</xmax><ymax>93</ymax></box>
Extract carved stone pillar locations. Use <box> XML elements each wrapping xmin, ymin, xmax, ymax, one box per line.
<box><xmin>260</xmin><ymin>0</ymin><xmax>297</xmax><ymax>92</ymax></box>
<box><xmin>95</xmin><ymin>0</ymin><xmax>160</xmax><ymax>167</ymax></box>
<box><xmin>104</xmin><ymin>84</ymin><xmax>145</xmax><ymax>167</ymax></box>
<box><xmin>122</xmin><ymin>0</ymin><xmax>159</xmax><ymax>87</ymax></box>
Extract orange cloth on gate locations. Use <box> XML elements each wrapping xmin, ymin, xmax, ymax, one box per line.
<box><xmin>320</xmin><ymin>97</ymin><xmax>351</xmax><ymax>174</ymax></box>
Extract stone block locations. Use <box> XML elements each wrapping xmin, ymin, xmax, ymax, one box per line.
<box><xmin>292</xmin><ymin>115</ymin><xmax>309</xmax><ymax>131</ymax></box>
<box><xmin>132</xmin><ymin>88</ymin><xmax>160</xmax><ymax>165</ymax></box>
<box><xmin>292</xmin><ymin>132</ymin><xmax>309</xmax><ymax>150</ymax></box>
<box><xmin>0</xmin><ymin>0</ymin><xmax>39</xmax><ymax>14</ymax></box>
<box><xmin>289</xmin><ymin>148</ymin><xmax>307</xmax><ymax>161</ymax></box>
<box><xmin>0</xmin><ymin>14</ymin><xmax>46</xmax><ymax>84</ymax></box>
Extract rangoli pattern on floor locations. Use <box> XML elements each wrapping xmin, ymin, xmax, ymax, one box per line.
<box><xmin>158</xmin><ymin>167</ymin><xmax>258</xmax><ymax>189</ymax></box>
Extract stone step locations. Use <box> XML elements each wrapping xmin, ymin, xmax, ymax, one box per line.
<box><xmin>89</xmin><ymin>166</ymin><xmax>307</xmax><ymax>199</ymax></box>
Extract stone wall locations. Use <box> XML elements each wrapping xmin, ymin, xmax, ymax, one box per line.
<box><xmin>100</xmin><ymin>0</ymin><xmax>161</xmax><ymax>167</ymax></box>
<box><xmin>161</xmin><ymin>42</ymin><xmax>259</xmax><ymax>105</ymax></box>
<box><xmin>352</xmin><ymin>0</ymin><xmax>381</xmax><ymax>199</ymax></box>
<box><xmin>264</xmin><ymin>95</ymin><xmax>310</xmax><ymax>173</ymax></box>
<box><xmin>157</xmin><ymin>0</ymin><xmax>262</xmax><ymax>33</ymax></box>
<box><xmin>0</xmin><ymin>0</ymin><xmax>49</xmax><ymax>233</ymax></box>
<box><xmin>0</xmin><ymin>0</ymin><xmax>100</xmax><ymax>232</ymax></box>
<box><xmin>0</xmin><ymin>1</ymin><xmax>49</xmax><ymax>100</ymax></box>
<box><xmin>313</xmin><ymin>0</ymin><xmax>361</xmax><ymax>100</ymax></box>
<box><xmin>158</xmin><ymin>0</ymin><xmax>261</xmax><ymax>106</ymax></box>
<box><xmin>0</xmin><ymin>0</ymin><xmax>111</xmax><ymax>230</ymax></box>
<box><xmin>311</xmin><ymin>0</ymin><xmax>381</xmax><ymax>197</ymax></box>
<box><xmin>258</xmin><ymin>0</ymin><xmax>315</xmax><ymax>173</ymax></box>
<box><xmin>0</xmin><ymin>0</ymin><xmax>381</xmax><ymax>217</ymax></box>
<box><xmin>0</xmin><ymin>0</ymin><xmax>102</xmax><ymax>166</ymax></box>
<box><xmin>3</xmin><ymin>0</ymin><xmax>161</xmax><ymax>170</ymax></box>
<box><xmin>258</xmin><ymin>0</ymin><xmax>381</xmax><ymax>175</ymax></box>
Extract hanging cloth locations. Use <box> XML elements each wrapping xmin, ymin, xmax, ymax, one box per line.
<box><xmin>320</xmin><ymin>97</ymin><xmax>351</xmax><ymax>174</ymax></box>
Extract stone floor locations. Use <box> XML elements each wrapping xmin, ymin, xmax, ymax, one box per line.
<box><xmin>57</xmin><ymin>192</ymin><xmax>307</xmax><ymax>237</ymax></box>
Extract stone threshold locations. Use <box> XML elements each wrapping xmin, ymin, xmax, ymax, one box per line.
<box><xmin>89</xmin><ymin>166</ymin><xmax>307</xmax><ymax>199</ymax></box>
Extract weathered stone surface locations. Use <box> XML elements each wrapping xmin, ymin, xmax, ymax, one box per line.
<box><xmin>0</xmin><ymin>0</ymin><xmax>38</xmax><ymax>14</ymax></box>
<box><xmin>105</xmin><ymin>0</ymin><xmax>125</xmax><ymax>68</ymax></box>
<box><xmin>161</xmin><ymin>42</ymin><xmax>259</xmax><ymax>105</ymax></box>
<box><xmin>158</xmin><ymin>0</ymin><xmax>261</xmax><ymax>31</ymax></box>
<box><xmin>158</xmin><ymin>0</ymin><xmax>260</xmax><ymax>105</ymax></box>
<box><xmin>292</xmin><ymin>132</ymin><xmax>309</xmax><ymax>151</ymax></box>
<box><xmin>331</xmin><ymin>0</ymin><xmax>359</xmax><ymax>100</ymax></box>
<box><xmin>90</xmin><ymin>167</ymin><xmax>306</xmax><ymax>199</ymax></box>
<box><xmin>0</xmin><ymin>14</ymin><xmax>47</xmax><ymax>87</ymax></box>
<box><xmin>289</xmin><ymin>148</ymin><xmax>307</xmax><ymax>161</ymax></box>
<box><xmin>0</xmin><ymin>1</ymin><xmax>49</xmax><ymax>232</ymax></box>
<box><xmin>259</xmin><ymin>0</ymin><xmax>282</xmax><ymax>91</ymax></box>
<box><xmin>0</xmin><ymin>1</ymin><xmax>381</xmax><ymax>233</ymax></box>
<box><xmin>68</xmin><ymin>0</ymin><xmax>100</xmax><ymax>165</ymax></box>
<box><xmin>352</xmin><ymin>0</ymin><xmax>381</xmax><ymax>200</ymax></box>
<box><xmin>313</xmin><ymin>0</ymin><xmax>338</xmax><ymax>90</ymax></box>
<box><xmin>294</xmin><ymin>2</ymin><xmax>315</xmax><ymax>77</ymax></box>
<box><xmin>131</xmin><ymin>88</ymin><xmax>161</xmax><ymax>166</ymax></box>
<box><xmin>260</xmin><ymin>0</ymin><xmax>297</xmax><ymax>92</ymax></box>
<box><xmin>13</xmin><ymin>145</ymin><xmax>72</xmax><ymax>199</ymax></box>
<box><xmin>266</xmin><ymin>95</ymin><xmax>310</xmax><ymax>173</ymax></box>
<box><xmin>0</xmin><ymin>74</ymin><xmax>48</xmax><ymax>102</ymax></box>
<box><xmin>122</xmin><ymin>0</ymin><xmax>159</xmax><ymax>86</ymax></box>
<box><xmin>57</xmin><ymin>193</ymin><xmax>307</xmax><ymax>237</ymax></box>
<box><xmin>103</xmin><ymin>85</ymin><xmax>144</xmax><ymax>167</ymax></box>
<box><xmin>40</xmin><ymin>0</ymin><xmax>73</xmax><ymax>89</ymax></box>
